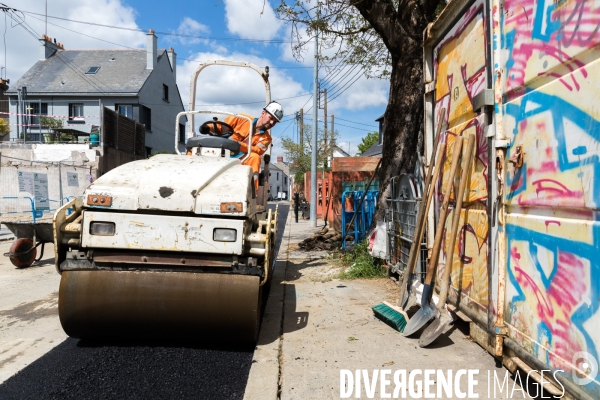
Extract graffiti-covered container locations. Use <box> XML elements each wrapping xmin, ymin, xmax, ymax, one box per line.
<box><xmin>423</xmin><ymin>0</ymin><xmax>600</xmax><ymax>397</ymax></box>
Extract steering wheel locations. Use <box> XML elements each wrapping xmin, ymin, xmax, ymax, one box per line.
<box><xmin>199</xmin><ymin>118</ymin><xmax>235</xmax><ymax>139</ymax></box>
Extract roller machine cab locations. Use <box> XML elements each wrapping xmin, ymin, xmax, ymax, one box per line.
<box><xmin>53</xmin><ymin>61</ymin><xmax>278</xmax><ymax>343</ymax></box>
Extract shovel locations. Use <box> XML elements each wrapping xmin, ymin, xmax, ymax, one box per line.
<box><xmin>403</xmin><ymin>136</ymin><xmax>464</xmax><ymax>336</ymax></box>
<box><xmin>419</xmin><ymin>134</ymin><xmax>476</xmax><ymax>347</ymax></box>
<box><xmin>398</xmin><ymin>110</ymin><xmax>446</xmax><ymax>311</ymax></box>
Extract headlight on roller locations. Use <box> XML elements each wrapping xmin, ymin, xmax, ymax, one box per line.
<box><xmin>87</xmin><ymin>194</ymin><xmax>113</xmax><ymax>207</ymax></box>
<box><xmin>213</xmin><ymin>228</ymin><xmax>236</xmax><ymax>242</ymax></box>
<box><xmin>90</xmin><ymin>221</ymin><xmax>116</xmax><ymax>236</ymax></box>
<box><xmin>220</xmin><ymin>202</ymin><xmax>243</xmax><ymax>213</ymax></box>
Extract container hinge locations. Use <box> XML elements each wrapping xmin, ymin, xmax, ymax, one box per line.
<box><xmin>472</xmin><ymin>89</ymin><xmax>494</xmax><ymax>112</ymax></box>
<box><xmin>495</xmin><ymin>139</ymin><xmax>511</xmax><ymax>149</ymax></box>
<box><xmin>424</xmin><ymin>82</ymin><xmax>435</xmax><ymax>94</ymax></box>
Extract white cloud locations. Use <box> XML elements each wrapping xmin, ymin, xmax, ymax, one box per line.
<box><xmin>172</xmin><ymin>17</ymin><xmax>210</xmax><ymax>46</ymax></box>
<box><xmin>327</xmin><ymin>74</ymin><xmax>389</xmax><ymax>111</ymax></box>
<box><xmin>223</xmin><ymin>0</ymin><xmax>282</xmax><ymax>40</ymax></box>
<box><xmin>4</xmin><ymin>0</ymin><xmax>145</xmax><ymax>82</ymax></box>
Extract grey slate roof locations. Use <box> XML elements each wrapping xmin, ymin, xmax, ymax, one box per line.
<box><xmin>272</xmin><ymin>162</ymin><xmax>289</xmax><ymax>176</ymax></box>
<box><xmin>361</xmin><ymin>142</ymin><xmax>383</xmax><ymax>157</ymax></box>
<box><xmin>7</xmin><ymin>49</ymin><xmax>165</xmax><ymax>95</ymax></box>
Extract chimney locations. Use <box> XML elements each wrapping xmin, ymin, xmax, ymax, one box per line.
<box><xmin>39</xmin><ymin>35</ymin><xmax>63</xmax><ymax>60</ymax></box>
<box><xmin>277</xmin><ymin>155</ymin><xmax>283</xmax><ymax>163</ymax></box>
<box><xmin>146</xmin><ymin>29</ymin><xmax>157</xmax><ymax>70</ymax></box>
<box><xmin>167</xmin><ymin>47</ymin><xmax>176</xmax><ymax>78</ymax></box>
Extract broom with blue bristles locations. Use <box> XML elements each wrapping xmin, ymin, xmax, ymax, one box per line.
<box><xmin>372</xmin><ymin>109</ymin><xmax>447</xmax><ymax>333</ymax></box>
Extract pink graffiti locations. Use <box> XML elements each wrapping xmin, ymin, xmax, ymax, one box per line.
<box><xmin>517</xmin><ymin>179</ymin><xmax>585</xmax><ymax>207</ymax></box>
<box><xmin>511</xmin><ymin>245</ymin><xmax>587</xmax><ymax>366</ymax></box>
<box><xmin>544</xmin><ymin>220</ymin><xmax>561</xmax><ymax>228</ymax></box>
<box><xmin>527</xmin><ymin>161</ymin><xmax>558</xmax><ymax>176</ymax></box>
<box><xmin>461</xmin><ymin>65</ymin><xmax>487</xmax><ymax>102</ymax></box>
<box><xmin>532</xmin><ymin>179</ymin><xmax>583</xmax><ymax>197</ymax></box>
<box><xmin>504</xmin><ymin>0</ymin><xmax>599</xmax><ymax>93</ymax></box>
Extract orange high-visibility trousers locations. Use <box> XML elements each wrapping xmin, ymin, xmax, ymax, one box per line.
<box><xmin>243</xmin><ymin>153</ymin><xmax>261</xmax><ymax>191</ymax></box>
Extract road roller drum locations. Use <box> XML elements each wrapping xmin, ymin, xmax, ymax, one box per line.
<box><xmin>59</xmin><ymin>270</ymin><xmax>261</xmax><ymax>342</ymax></box>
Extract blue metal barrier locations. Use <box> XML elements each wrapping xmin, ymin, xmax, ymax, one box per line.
<box><xmin>0</xmin><ymin>196</ymin><xmax>78</xmax><ymax>223</ymax></box>
<box><xmin>341</xmin><ymin>190</ymin><xmax>379</xmax><ymax>248</ymax></box>
<box><xmin>1</xmin><ymin>196</ymin><xmax>38</xmax><ymax>223</ymax></box>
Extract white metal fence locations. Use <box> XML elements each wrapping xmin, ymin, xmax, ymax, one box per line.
<box><xmin>0</xmin><ymin>99</ymin><xmax>102</xmax><ymax>143</ymax></box>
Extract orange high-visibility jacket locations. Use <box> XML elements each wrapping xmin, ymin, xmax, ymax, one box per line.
<box><xmin>224</xmin><ymin>114</ymin><xmax>272</xmax><ymax>156</ymax></box>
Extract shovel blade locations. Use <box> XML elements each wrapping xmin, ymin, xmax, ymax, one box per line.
<box><xmin>418</xmin><ymin>310</ymin><xmax>453</xmax><ymax>347</ymax></box>
<box><xmin>402</xmin><ymin>304</ymin><xmax>435</xmax><ymax>337</ymax></box>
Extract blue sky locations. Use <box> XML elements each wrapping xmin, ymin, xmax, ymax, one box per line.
<box><xmin>3</xmin><ymin>0</ymin><xmax>389</xmax><ymax>157</ymax></box>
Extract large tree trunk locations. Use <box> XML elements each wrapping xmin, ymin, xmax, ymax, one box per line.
<box><xmin>351</xmin><ymin>0</ymin><xmax>440</xmax><ymax>225</ymax></box>
<box><xmin>376</xmin><ymin>41</ymin><xmax>424</xmax><ymax>223</ymax></box>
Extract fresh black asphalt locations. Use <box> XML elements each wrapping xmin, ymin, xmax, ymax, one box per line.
<box><xmin>0</xmin><ymin>203</ymin><xmax>289</xmax><ymax>400</ymax></box>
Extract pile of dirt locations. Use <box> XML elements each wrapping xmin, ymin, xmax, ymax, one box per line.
<box><xmin>297</xmin><ymin>227</ymin><xmax>347</xmax><ymax>251</ymax></box>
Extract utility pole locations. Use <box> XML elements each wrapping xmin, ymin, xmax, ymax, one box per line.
<box><xmin>322</xmin><ymin>88</ymin><xmax>327</xmax><ymax>179</ymax></box>
<box><xmin>310</xmin><ymin>9</ymin><xmax>319</xmax><ymax>227</ymax></box>
<box><xmin>299</xmin><ymin>108</ymin><xmax>304</xmax><ymax>154</ymax></box>
<box><xmin>330</xmin><ymin>114</ymin><xmax>335</xmax><ymax>161</ymax></box>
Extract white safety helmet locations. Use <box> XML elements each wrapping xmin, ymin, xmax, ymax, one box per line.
<box><xmin>264</xmin><ymin>101</ymin><xmax>284</xmax><ymax>122</ymax></box>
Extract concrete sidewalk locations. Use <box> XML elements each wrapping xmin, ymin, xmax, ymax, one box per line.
<box><xmin>244</xmin><ymin>212</ymin><xmax>522</xmax><ymax>399</ymax></box>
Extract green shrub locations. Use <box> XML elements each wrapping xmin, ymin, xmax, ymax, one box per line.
<box><xmin>334</xmin><ymin>240</ymin><xmax>386</xmax><ymax>279</ymax></box>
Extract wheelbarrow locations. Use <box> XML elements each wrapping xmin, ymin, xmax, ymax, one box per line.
<box><xmin>2</xmin><ymin>221</ymin><xmax>54</xmax><ymax>268</ymax></box>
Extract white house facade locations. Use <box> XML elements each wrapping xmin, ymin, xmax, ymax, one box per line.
<box><xmin>6</xmin><ymin>31</ymin><xmax>186</xmax><ymax>155</ymax></box>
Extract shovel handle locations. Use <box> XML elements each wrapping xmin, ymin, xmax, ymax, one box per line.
<box><xmin>422</xmin><ymin>137</ymin><xmax>464</xmax><ymax>289</ymax></box>
<box><xmin>437</xmin><ymin>134</ymin><xmax>476</xmax><ymax>311</ymax></box>
<box><xmin>397</xmin><ymin>109</ymin><xmax>446</xmax><ymax>307</ymax></box>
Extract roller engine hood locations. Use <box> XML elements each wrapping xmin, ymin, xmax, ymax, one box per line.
<box><xmin>84</xmin><ymin>154</ymin><xmax>253</xmax><ymax>215</ymax></box>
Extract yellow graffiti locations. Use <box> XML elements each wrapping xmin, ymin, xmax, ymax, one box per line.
<box><xmin>435</xmin><ymin>12</ymin><xmax>486</xmax><ymax>128</ymax></box>
<box><xmin>438</xmin><ymin>202</ymin><xmax>489</xmax><ymax>308</ymax></box>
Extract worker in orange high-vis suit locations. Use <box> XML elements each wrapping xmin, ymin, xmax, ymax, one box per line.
<box><xmin>203</xmin><ymin>101</ymin><xmax>283</xmax><ymax>191</ymax></box>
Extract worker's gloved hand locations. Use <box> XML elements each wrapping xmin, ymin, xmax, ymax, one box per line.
<box><xmin>199</xmin><ymin>124</ymin><xmax>211</xmax><ymax>135</ymax></box>
<box><xmin>263</xmin><ymin>154</ymin><xmax>271</xmax><ymax>164</ymax></box>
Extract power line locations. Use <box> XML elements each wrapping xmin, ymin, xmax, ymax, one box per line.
<box><xmin>319</xmin><ymin>32</ymin><xmax>373</xmax><ymax>87</ymax></box>
<box><xmin>23</xmin><ymin>12</ymin><xmax>315</xmax><ymax>75</ymax></box>
<box><xmin>11</xmin><ymin>11</ymin><xmax>316</xmax><ymax>104</ymax></box>
<box><xmin>8</xmin><ymin>10</ymin><xmax>112</xmax><ymax>94</ymax></box>
<box><xmin>334</xmin><ymin>122</ymin><xmax>376</xmax><ymax>132</ymax></box>
<box><xmin>328</xmin><ymin>70</ymin><xmax>366</xmax><ymax>103</ymax></box>
<box><xmin>327</xmin><ymin>46</ymin><xmax>385</xmax><ymax>99</ymax></box>
<box><xmin>335</xmin><ymin>117</ymin><xmax>378</xmax><ymax>128</ymax></box>
<box><xmin>194</xmin><ymin>92</ymin><xmax>312</xmax><ymax>109</ymax></box>
<box><xmin>327</xmin><ymin>48</ymin><xmax>386</xmax><ymax>104</ymax></box>
<box><xmin>327</xmin><ymin>66</ymin><xmax>365</xmax><ymax>100</ymax></box>
<box><xmin>275</xmin><ymin>118</ymin><xmax>294</xmax><ymax>137</ymax></box>
<box><xmin>17</xmin><ymin>8</ymin><xmax>291</xmax><ymax>44</ymax></box>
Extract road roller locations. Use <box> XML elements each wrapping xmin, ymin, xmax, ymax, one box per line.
<box><xmin>52</xmin><ymin>61</ymin><xmax>278</xmax><ymax>343</ymax></box>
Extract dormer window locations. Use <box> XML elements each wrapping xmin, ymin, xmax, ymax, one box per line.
<box><xmin>86</xmin><ymin>66</ymin><xmax>100</xmax><ymax>74</ymax></box>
